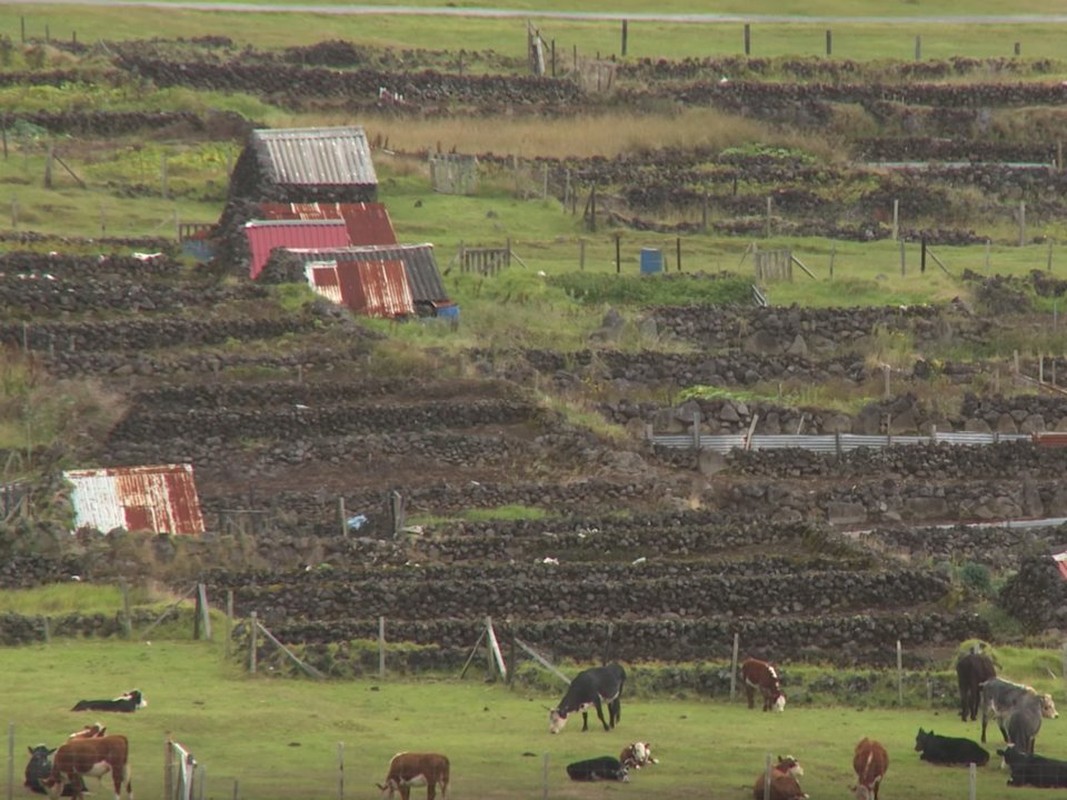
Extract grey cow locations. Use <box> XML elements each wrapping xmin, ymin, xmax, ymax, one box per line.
<box><xmin>980</xmin><ymin>678</ymin><xmax>1058</xmax><ymax>754</ymax></box>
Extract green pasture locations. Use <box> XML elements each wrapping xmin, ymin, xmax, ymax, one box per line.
<box><xmin>6</xmin><ymin>2</ymin><xmax>1067</xmax><ymax>62</ymax></box>
<box><xmin>3</xmin><ymin>634</ymin><xmax>1067</xmax><ymax>800</ymax></box>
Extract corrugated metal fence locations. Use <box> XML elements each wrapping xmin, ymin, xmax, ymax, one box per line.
<box><xmin>653</xmin><ymin>430</ymin><xmax>1032</xmax><ymax>453</ymax></box>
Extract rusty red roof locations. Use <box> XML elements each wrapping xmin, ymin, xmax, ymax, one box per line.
<box><xmin>64</xmin><ymin>464</ymin><xmax>205</xmax><ymax>535</ymax></box>
<box><xmin>306</xmin><ymin>258</ymin><xmax>415</xmax><ymax>318</ymax></box>
<box><xmin>243</xmin><ymin>219</ymin><xmax>351</xmax><ymax>279</ymax></box>
<box><xmin>258</xmin><ymin>202</ymin><xmax>397</xmax><ymax>246</ymax></box>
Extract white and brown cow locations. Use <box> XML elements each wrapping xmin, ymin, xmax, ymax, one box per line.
<box><xmin>376</xmin><ymin>752</ymin><xmax>449</xmax><ymax>800</ymax></box>
<box><xmin>43</xmin><ymin>734</ymin><xmax>132</xmax><ymax>800</ymax></box>
<box><xmin>619</xmin><ymin>741</ymin><xmax>658</xmax><ymax>770</ymax></box>
<box><xmin>753</xmin><ymin>755</ymin><xmax>806</xmax><ymax>800</ymax></box>
<box><xmin>852</xmin><ymin>737</ymin><xmax>888</xmax><ymax>800</ymax></box>
<box><xmin>741</xmin><ymin>657</ymin><xmax>786</xmax><ymax>712</ymax></box>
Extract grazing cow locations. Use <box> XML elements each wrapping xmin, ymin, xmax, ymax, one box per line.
<box><xmin>565</xmin><ymin>756</ymin><xmax>629</xmax><ymax>782</ymax></box>
<box><xmin>619</xmin><ymin>741</ymin><xmax>658</xmax><ymax>770</ymax></box>
<box><xmin>997</xmin><ymin>745</ymin><xmax>1067</xmax><ymax>788</ymax></box>
<box><xmin>914</xmin><ymin>727</ymin><xmax>989</xmax><ymax>766</ymax></box>
<box><xmin>740</xmin><ymin>657</ymin><xmax>786</xmax><ymax>712</ymax></box>
<box><xmin>376</xmin><ymin>752</ymin><xmax>449</xmax><ymax>800</ymax></box>
<box><xmin>71</xmin><ymin>690</ymin><xmax>146</xmax><ymax>713</ymax></box>
<box><xmin>43</xmin><ymin>734</ymin><xmax>132</xmax><ymax>800</ymax></box>
<box><xmin>852</xmin><ymin>738</ymin><xmax>889</xmax><ymax>800</ymax></box>
<box><xmin>753</xmin><ymin>755</ymin><xmax>806</xmax><ymax>800</ymax></box>
<box><xmin>548</xmin><ymin>663</ymin><xmax>626</xmax><ymax>734</ymax></box>
<box><xmin>956</xmin><ymin>651</ymin><xmax>996</xmax><ymax>721</ymax></box>
<box><xmin>980</xmin><ymin>678</ymin><xmax>1057</xmax><ymax>752</ymax></box>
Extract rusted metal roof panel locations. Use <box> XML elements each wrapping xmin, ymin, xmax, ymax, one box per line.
<box><xmin>283</xmin><ymin>243</ymin><xmax>448</xmax><ymax>304</ymax></box>
<box><xmin>1033</xmin><ymin>432</ymin><xmax>1067</xmax><ymax>448</ymax></box>
<box><xmin>339</xmin><ymin>259</ymin><xmax>414</xmax><ymax>318</ymax></box>
<box><xmin>251</xmin><ymin>126</ymin><xmax>378</xmax><ymax>187</ymax></box>
<box><xmin>305</xmin><ymin>258</ymin><xmax>414</xmax><ymax>318</ymax></box>
<box><xmin>258</xmin><ymin>202</ymin><xmax>398</xmax><ymax>246</ymax></box>
<box><xmin>64</xmin><ymin>464</ymin><xmax>205</xmax><ymax>535</ymax></box>
<box><xmin>244</xmin><ymin>219</ymin><xmax>351</xmax><ymax>279</ymax></box>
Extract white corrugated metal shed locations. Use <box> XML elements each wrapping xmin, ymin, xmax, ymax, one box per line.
<box><xmin>252</xmin><ymin>126</ymin><xmax>378</xmax><ymax>187</ymax></box>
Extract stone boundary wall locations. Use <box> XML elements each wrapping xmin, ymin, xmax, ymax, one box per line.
<box><xmin>0</xmin><ymin>252</ymin><xmax>182</xmax><ymax>277</ymax></box>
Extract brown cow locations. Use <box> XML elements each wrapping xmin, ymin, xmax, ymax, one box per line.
<box><xmin>619</xmin><ymin>741</ymin><xmax>658</xmax><ymax>770</ymax></box>
<box><xmin>44</xmin><ymin>734</ymin><xmax>131</xmax><ymax>800</ymax></box>
<box><xmin>741</xmin><ymin>657</ymin><xmax>786</xmax><ymax>712</ymax></box>
<box><xmin>376</xmin><ymin>752</ymin><xmax>449</xmax><ymax>800</ymax></box>
<box><xmin>852</xmin><ymin>738</ymin><xmax>888</xmax><ymax>800</ymax></box>
<box><xmin>753</xmin><ymin>755</ymin><xmax>806</xmax><ymax>800</ymax></box>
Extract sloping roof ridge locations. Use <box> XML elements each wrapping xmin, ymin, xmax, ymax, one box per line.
<box><xmin>243</xmin><ymin>218</ymin><xmax>348</xmax><ymax>228</ymax></box>
<box><xmin>253</xmin><ymin>125</ymin><xmax>367</xmax><ymax>139</ymax></box>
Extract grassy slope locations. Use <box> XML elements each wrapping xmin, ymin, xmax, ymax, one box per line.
<box><xmin>2</xmin><ymin>637</ymin><xmax>1065</xmax><ymax>800</ymax></box>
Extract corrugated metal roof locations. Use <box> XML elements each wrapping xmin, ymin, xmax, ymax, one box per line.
<box><xmin>64</xmin><ymin>464</ymin><xmax>205</xmax><ymax>535</ymax></box>
<box><xmin>243</xmin><ymin>219</ymin><xmax>351</xmax><ymax>279</ymax></box>
<box><xmin>258</xmin><ymin>202</ymin><xmax>398</xmax><ymax>246</ymax></box>
<box><xmin>283</xmin><ymin>243</ymin><xmax>449</xmax><ymax>304</ymax></box>
<box><xmin>307</xmin><ymin>259</ymin><xmax>415</xmax><ymax>318</ymax></box>
<box><xmin>251</xmin><ymin>126</ymin><xmax>378</xmax><ymax>187</ymax></box>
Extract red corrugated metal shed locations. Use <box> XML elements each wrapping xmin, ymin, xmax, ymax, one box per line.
<box><xmin>1033</xmin><ymin>432</ymin><xmax>1067</xmax><ymax>448</ymax></box>
<box><xmin>258</xmin><ymin>202</ymin><xmax>398</xmax><ymax>246</ymax></box>
<box><xmin>243</xmin><ymin>219</ymin><xmax>351</xmax><ymax>279</ymax></box>
<box><xmin>306</xmin><ymin>258</ymin><xmax>415</xmax><ymax>318</ymax></box>
<box><xmin>64</xmin><ymin>464</ymin><xmax>205</xmax><ymax>535</ymax></box>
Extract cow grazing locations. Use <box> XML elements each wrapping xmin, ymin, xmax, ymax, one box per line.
<box><xmin>565</xmin><ymin>756</ymin><xmax>629</xmax><ymax>782</ymax></box>
<box><xmin>43</xmin><ymin>734</ymin><xmax>132</xmax><ymax>800</ymax></box>
<box><xmin>997</xmin><ymin>745</ymin><xmax>1067</xmax><ymax>788</ymax></box>
<box><xmin>548</xmin><ymin>663</ymin><xmax>626</xmax><ymax>734</ymax></box>
<box><xmin>619</xmin><ymin>741</ymin><xmax>658</xmax><ymax>770</ymax></box>
<box><xmin>753</xmin><ymin>755</ymin><xmax>806</xmax><ymax>800</ymax></box>
<box><xmin>376</xmin><ymin>752</ymin><xmax>449</xmax><ymax>800</ymax></box>
<box><xmin>914</xmin><ymin>727</ymin><xmax>989</xmax><ymax>766</ymax></box>
<box><xmin>980</xmin><ymin>678</ymin><xmax>1057</xmax><ymax>753</ymax></box>
<box><xmin>71</xmin><ymin>690</ymin><xmax>146</xmax><ymax>714</ymax></box>
<box><xmin>956</xmin><ymin>651</ymin><xmax>996</xmax><ymax>722</ymax></box>
<box><xmin>852</xmin><ymin>738</ymin><xmax>889</xmax><ymax>800</ymax></box>
<box><xmin>740</xmin><ymin>657</ymin><xmax>786</xmax><ymax>712</ymax></box>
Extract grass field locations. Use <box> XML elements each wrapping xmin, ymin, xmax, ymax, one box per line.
<box><xmin>3</xmin><ymin>636</ymin><xmax>1067</xmax><ymax>800</ymax></box>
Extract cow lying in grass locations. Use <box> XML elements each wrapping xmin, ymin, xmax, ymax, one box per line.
<box><xmin>752</xmin><ymin>754</ymin><xmax>806</xmax><ymax>800</ymax></box>
<box><xmin>915</xmin><ymin>728</ymin><xmax>989</xmax><ymax>766</ymax></box>
<box><xmin>998</xmin><ymin>745</ymin><xmax>1067</xmax><ymax>788</ymax></box>
<box><xmin>566</xmin><ymin>756</ymin><xmax>628</xmax><ymax>782</ymax></box>
<box><xmin>619</xmin><ymin>741</ymin><xmax>658</xmax><ymax>770</ymax></box>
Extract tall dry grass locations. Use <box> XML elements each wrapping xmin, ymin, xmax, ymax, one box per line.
<box><xmin>299</xmin><ymin>108</ymin><xmax>844</xmax><ymax>161</ymax></box>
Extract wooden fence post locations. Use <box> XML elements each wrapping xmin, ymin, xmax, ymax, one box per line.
<box><xmin>249</xmin><ymin>611</ymin><xmax>258</xmax><ymax>675</ymax></box>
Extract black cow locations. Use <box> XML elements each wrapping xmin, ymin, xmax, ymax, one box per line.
<box><xmin>71</xmin><ymin>689</ymin><xmax>146</xmax><ymax>713</ymax></box>
<box><xmin>548</xmin><ymin>663</ymin><xmax>625</xmax><ymax>734</ymax></box>
<box><xmin>24</xmin><ymin>746</ymin><xmax>84</xmax><ymax>797</ymax></box>
<box><xmin>956</xmin><ymin>651</ymin><xmax>996</xmax><ymax>722</ymax></box>
<box><xmin>998</xmin><ymin>745</ymin><xmax>1067</xmax><ymax>788</ymax></box>
<box><xmin>565</xmin><ymin>756</ymin><xmax>629</xmax><ymax>782</ymax></box>
<box><xmin>914</xmin><ymin>728</ymin><xmax>989</xmax><ymax>766</ymax></box>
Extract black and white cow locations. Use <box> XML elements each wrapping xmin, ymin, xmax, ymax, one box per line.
<box><xmin>565</xmin><ymin>756</ymin><xmax>629</xmax><ymax>782</ymax></box>
<box><xmin>914</xmin><ymin>728</ymin><xmax>989</xmax><ymax>766</ymax></box>
<box><xmin>997</xmin><ymin>745</ymin><xmax>1067</xmax><ymax>788</ymax></box>
<box><xmin>956</xmin><ymin>651</ymin><xmax>996</xmax><ymax>722</ymax></box>
<box><xmin>980</xmin><ymin>678</ymin><xmax>1057</xmax><ymax>753</ymax></box>
<box><xmin>548</xmin><ymin>663</ymin><xmax>625</xmax><ymax>734</ymax></box>
<box><xmin>70</xmin><ymin>689</ymin><xmax>146</xmax><ymax>713</ymax></box>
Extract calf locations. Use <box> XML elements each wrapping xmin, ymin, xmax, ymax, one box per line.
<box><xmin>619</xmin><ymin>741</ymin><xmax>658</xmax><ymax>770</ymax></box>
<box><xmin>852</xmin><ymin>738</ymin><xmax>889</xmax><ymax>800</ymax></box>
<box><xmin>998</xmin><ymin>745</ymin><xmax>1067</xmax><ymax>788</ymax></box>
<box><xmin>565</xmin><ymin>756</ymin><xmax>628</xmax><ymax>782</ymax></box>
<box><xmin>914</xmin><ymin>727</ymin><xmax>989</xmax><ymax>766</ymax></box>
<box><xmin>71</xmin><ymin>690</ymin><xmax>146</xmax><ymax>714</ymax></box>
<box><xmin>740</xmin><ymin>657</ymin><xmax>786</xmax><ymax>712</ymax></box>
<box><xmin>956</xmin><ymin>651</ymin><xmax>996</xmax><ymax>722</ymax></box>
<box><xmin>753</xmin><ymin>755</ymin><xmax>806</xmax><ymax>800</ymax></box>
<box><xmin>376</xmin><ymin>752</ymin><xmax>449</xmax><ymax>800</ymax></box>
<box><xmin>43</xmin><ymin>734</ymin><xmax>132</xmax><ymax>800</ymax></box>
<box><xmin>548</xmin><ymin>663</ymin><xmax>626</xmax><ymax>734</ymax></box>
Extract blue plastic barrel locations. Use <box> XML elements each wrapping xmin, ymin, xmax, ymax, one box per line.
<box><xmin>639</xmin><ymin>247</ymin><xmax>663</xmax><ymax>274</ymax></box>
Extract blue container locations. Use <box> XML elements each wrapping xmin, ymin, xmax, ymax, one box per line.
<box><xmin>639</xmin><ymin>247</ymin><xmax>663</xmax><ymax>274</ymax></box>
<box><xmin>436</xmin><ymin>304</ymin><xmax>460</xmax><ymax>321</ymax></box>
